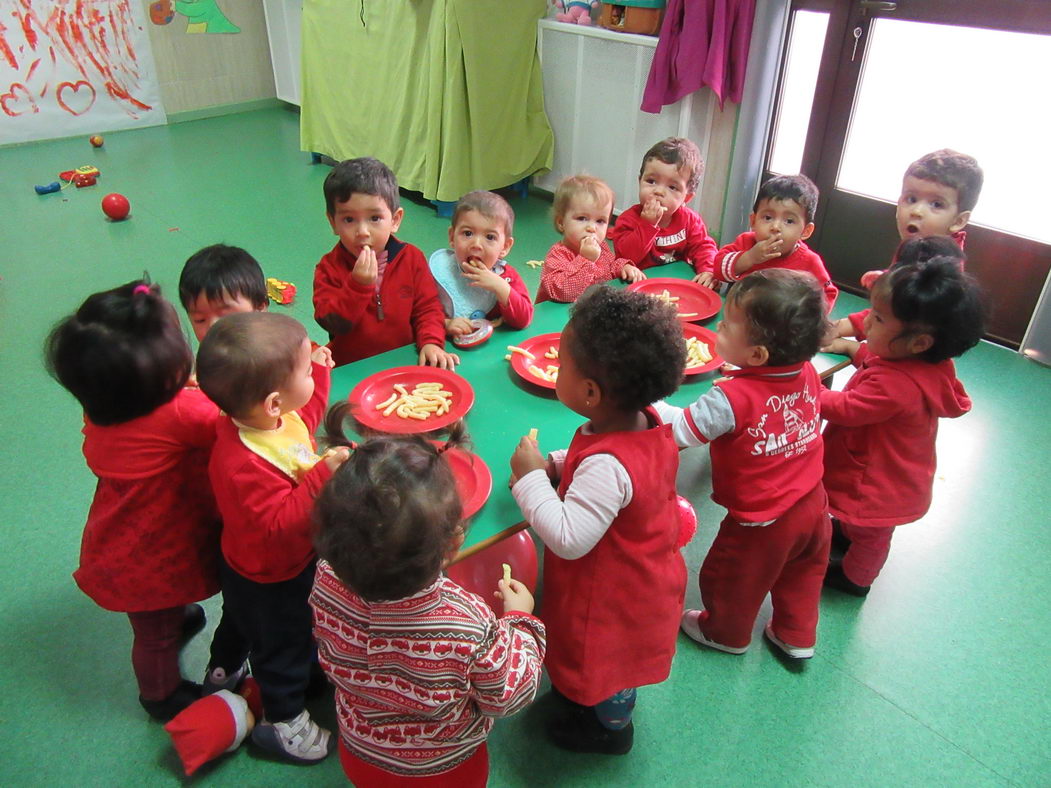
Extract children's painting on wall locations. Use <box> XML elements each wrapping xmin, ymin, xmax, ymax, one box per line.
<box><xmin>150</xmin><ymin>1</ymin><xmax>241</xmax><ymax>34</ymax></box>
<box><xmin>0</xmin><ymin>0</ymin><xmax>166</xmax><ymax>145</ymax></box>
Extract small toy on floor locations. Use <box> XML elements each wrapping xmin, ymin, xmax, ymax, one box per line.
<box><xmin>164</xmin><ymin>678</ymin><xmax>263</xmax><ymax>776</ymax></box>
<box><xmin>102</xmin><ymin>193</ymin><xmax>131</xmax><ymax>221</ymax></box>
<box><xmin>266</xmin><ymin>277</ymin><xmax>297</xmax><ymax>305</ymax></box>
<box><xmin>89</xmin><ymin>134</ymin><xmax>104</xmax><ymax>148</ymax></box>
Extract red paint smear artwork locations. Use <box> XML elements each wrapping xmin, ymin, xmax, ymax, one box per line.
<box><xmin>2</xmin><ymin>0</ymin><xmax>154</xmax><ymax>121</ymax></box>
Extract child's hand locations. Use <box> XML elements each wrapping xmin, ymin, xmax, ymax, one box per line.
<box><xmin>509</xmin><ymin>434</ymin><xmax>544</xmax><ymax>487</ymax></box>
<box><xmin>821</xmin><ymin>338</ymin><xmax>860</xmax><ymax>359</ymax></box>
<box><xmin>419</xmin><ymin>343</ymin><xmax>460</xmax><ymax>370</ymax></box>
<box><xmin>692</xmin><ymin>271</ymin><xmax>717</xmax><ymax>288</ymax></box>
<box><xmin>620</xmin><ymin>263</ymin><xmax>646</xmax><ymax>283</ymax></box>
<box><xmin>322</xmin><ymin>446</ymin><xmax>351</xmax><ymax>473</ymax></box>
<box><xmin>351</xmin><ymin>245</ymin><xmax>378</xmax><ymax>287</ymax></box>
<box><xmin>461</xmin><ymin>259</ymin><xmax>512</xmax><ymax>303</ymax></box>
<box><xmin>310</xmin><ymin>345</ymin><xmax>335</xmax><ymax>368</ymax></box>
<box><xmin>641</xmin><ymin>197</ymin><xmax>666</xmax><ymax>226</ymax></box>
<box><xmin>579</xmin><ymin>236</ymin><xmax>602</xmax><ymax>262</ymax></box>
<box><xmin>739</xmin><ymin>236</ymin><xmax>783</xmax><ymax>273</ymax></box>
<box><xmin>860</xmin><ymin>269</ymin><xmax>883</xmax><ymax>290</ymax></box>
<box><xmin>496</xmin><ymin>577</ymin><xmax>535</xmax><ymax>615</ymax></box>
<box><xmin>831</xmin><ymin>316</ymin><xmax>855</xmax><ymax>340</ymax></box>
<box><xmin>444</xmin><ymin>317</ymin><xmax>474</xmax><ymax>338</ymax></box>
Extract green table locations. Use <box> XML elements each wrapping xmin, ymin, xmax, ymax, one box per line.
<box><xmin>328</xmin><ymin>263</ymin><xmax>850</xmax><ymax>558</ymax></box>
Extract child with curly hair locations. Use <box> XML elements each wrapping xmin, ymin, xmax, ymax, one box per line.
<box><xmin>312</xmin><ymin>410</ymin><xmax>546</xmax><ymax>786</ymax></box>
<box><xmin>510</xmin><ymin>285</ymin><xmax>687</xmax><ymax>755</ymax></box>
<box><xmin>656</xmin><ymin>270</ymin><xmax>832</xmax><ymax>666</ymax></box>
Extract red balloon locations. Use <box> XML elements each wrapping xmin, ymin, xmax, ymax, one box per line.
<box><xmin>676</xmin><ymin>495</ymin><xmax>697</xmax><ymax>548</ymax></box>
<box><xmin>445</xmin><ymin>530</ymin><xmax>538</xmax><ymax>615</ymax></box>
<box><xmin>102</xmin><ymin>193</ymin><xmax>130</xmax><ymax>221</ymax></box>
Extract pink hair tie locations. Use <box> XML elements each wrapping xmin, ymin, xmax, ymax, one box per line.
<box><xmin>133</xmin><ymin>284</ymin><xmax>151</xmax><ymax>295</ymax></box>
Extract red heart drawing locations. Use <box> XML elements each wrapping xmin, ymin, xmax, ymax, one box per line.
<box><xmin>0</xmin><ymin>83</ymin><xmax>39</xmax><ymax>117</ymax></box>
<box><xmin>57</xmin><ymin>80</ymin><xmax>97</xmax><ymax>115</ymax></box>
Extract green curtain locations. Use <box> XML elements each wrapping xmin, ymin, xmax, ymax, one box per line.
<box><xmin>300</xmin><ymin>0</ymin><xmax>553</xmax><ymax>202</ymax></box>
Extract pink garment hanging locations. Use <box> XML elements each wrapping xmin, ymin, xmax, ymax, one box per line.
<box><xmin>641</xmin><ymin>0</ymin><xmax>756</xmax><ymax>113</ymax></box>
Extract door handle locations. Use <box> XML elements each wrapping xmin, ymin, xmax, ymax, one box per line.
<box><xmin>860</xmin><ymin>1</ymin><xmax>897</xmax><ymax>11</ymax></box>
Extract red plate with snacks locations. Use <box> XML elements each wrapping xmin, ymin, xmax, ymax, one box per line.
<box><xmin>627</xmin><ymin>277</ymin><xmax>722</xmax><ymax>322</ymax></box>
<box><xmin>348</xmin><ymin>366</ymin><xmax>474</xmax><ymax>434</ymax></box>
<box><xmin>682</xmin><ymin>324</ymin><xmax>722</xmax><ymax>376</ymax></box>
<box><xmin>431</xmin><ymin>442</ymin><xmax>493</xmax><ymax>518</ymax></box>
<box><xmin>507</xmin><ymin>333</ymin><xmax>561</xmax><ymax>391</ymax></box>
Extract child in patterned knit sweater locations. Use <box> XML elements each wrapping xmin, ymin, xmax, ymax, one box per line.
<box><xmin>311</xmin><ymin>409</ymin><xmax>546</xmax><ymax>787</ymax></box>
<box><xmin>536</xmin><ymin>175</ymin><xmax>644</xmax><ymax>303</ymax></box>
<box><xmin>46</xmin><ymin>280</ymin><xmax>221</xmax><ymax>722</ymax></box>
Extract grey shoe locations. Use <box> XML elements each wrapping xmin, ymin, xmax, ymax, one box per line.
<box><xmin>251</xmin><ymin>710</ymin><xmax>332</xmax><ymax>764</ymax></box>
<box><xmin>202</xmin><ymin>663</ymin><xmax>248</xmax><ymax>695</ymax></box>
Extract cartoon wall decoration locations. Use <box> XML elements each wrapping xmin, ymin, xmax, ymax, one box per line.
<box><xmin>149</xmin><ymin>1</ymin><xmax>241</xmax><ymax>34</ymax></box>
<box><xmin>0</xmin><ymin>0</ymin><xmax>166</xmax><ymax>145</ymax></box>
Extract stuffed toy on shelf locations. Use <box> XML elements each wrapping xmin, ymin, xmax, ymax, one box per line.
<box><xmin>554</xmin><ymin>0</ymin><xmax>600</xmax><ymax>25</ymax></box>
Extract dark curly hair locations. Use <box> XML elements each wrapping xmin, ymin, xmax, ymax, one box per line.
<box><xmin>727</xmin><ymin>270</ymin><xmax>829</xmax><ymax>366</ymax></box>
<box><xmin>45</xmin><ymin>280</ymin><xmax>193</xmax><ymax>425</ymax></box>
<box><xmin>905</xmin><ymin>149</ymin><xmax>983</xmax><ymax>212</ymax></box>
<box><xmin>179</xmin><ymin>244</ymin><xmax>268</xmax><ymax>311</ymax></box>
<box><xmin>874</xmin><ymin>257</ymin><xmax>985</xmax><ymax>363</ymax></box>
<box><xmin>892</xmin><ymin>234</ymin><xmax>966</xmax><ymax>267</ymax></box>
<box><xmin>324</xmin><ymin>157</ymin><xmax>400</xmax><ymax>216</ymax></box>
<box><xmin>565</xmin><ymin>285</ymin><xmax>686</xmax><ymax>410</ymax></box>
<box><xmin>640</xmin><ymin>137</ymin><xmax>703</xmax><ymax>194</ymax></box>
<box><xmin>754</xmin><ymin>174</ymin><xmax>819</xmax><ymax>224</ymax></box>
<box><xmin>314</xmin><ymin>402</ymin><xmax>468</xmax><ymax>602</ymax></box>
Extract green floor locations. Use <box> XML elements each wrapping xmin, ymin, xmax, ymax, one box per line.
<box><xmin>2</xmin><ymin>108</ymin><xmax>1049</xmax><ymax>786</ymax></box>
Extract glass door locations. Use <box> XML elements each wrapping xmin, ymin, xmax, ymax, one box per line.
<box><xmin>764</xmin><ymin>0</ymin><xmax>1051</xmax><ymax>347</ymax></box>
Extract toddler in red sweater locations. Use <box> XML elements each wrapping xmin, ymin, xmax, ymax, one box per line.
<box><xmin>609</xmin><ymin>136</ymin><xmax>718</xmax><ymax>287</ymax></box>
<box><xmin>313</xmin><ymin>157</ymin><xmax>459</xmax><ymax>368</ymax></box>
<box><xmin>831</xmin><ymin>149</ymin><xmax>982</xmax><ymax>339</ymax></box>
<box><xmin>429</xmin><ymin>190</ymin><xmax>534</xmax><ymax>341</ymax></box>
<box><xmin>536</xmin><ymin>175</ymin><xmax>642</xmax><ymax>303</ymax></box>
<box><xmin>197</xmin><ymin>312</ymin><xmax>350</xmax><ymax>764</ymax></box>
<box><xmin>46</xmin><ymin>280</ymin><xmax>220</xmax><ymax>721</ymax></box>
<box><xmin>713</xmin><ymin>174</ymin><xmax>838</xmax><ymax>312</ymax></box>
<box><xmin>179</xmin><ymin>244</ymin><xmax>269</xmax><ymax>343</ymax></box>
<box><xmin>655</xmin><ymin>270</ymin><xmax>832</xmax><ymax>666</ymax></box>
<box><xmin>821</xmin><ymin>258</ymin><xmax>985</xmax><ymax>596</ymax></box>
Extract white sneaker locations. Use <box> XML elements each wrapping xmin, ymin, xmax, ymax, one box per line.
<box><xmin>763</xmin><ymin>621</ymin><xmax>814</xmax><ymax>660</ymax></box>
<box><xmin>251</xmin><ymin>709</ymin><xmax>332</xmax><ymax>764</ymax></box>
<box><xmin>680</xmin><ymin>609</ymin><xmax>748</xmax><ymax>654</ymax></box>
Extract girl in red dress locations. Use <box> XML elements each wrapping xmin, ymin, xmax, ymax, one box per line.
<box><xmin>510</xmin><ymin>286</ymin><xmax>688</xmax><ymax>754</ymax></box>
<box><xmin>46</xmin><ymin>280</ymin><xmax>221</xmax><ymax>721</ymax></box>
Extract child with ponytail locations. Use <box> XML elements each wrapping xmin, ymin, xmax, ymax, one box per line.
<box><xmin>45</xmin><ymin>280</ymin><xmax>221</xmax><ymax>721</ymax></box>
<box><xmin>310</xmin><ymin>406</ymin><xmax>546</xmax><ymax>786</ymax></box>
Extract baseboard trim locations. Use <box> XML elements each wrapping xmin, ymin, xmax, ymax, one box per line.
<box><xmin>167</xmin><ymin>98</ymin><xmax>288</xmax><ymax>124</ymax></box>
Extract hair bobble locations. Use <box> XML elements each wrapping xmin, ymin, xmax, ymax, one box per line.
<box><xmin>133</xmin><ymin>284</ymin><xmax>151</xmax><ymax>296</ymax></box>
<box><xmin>436</xmin><ymin>442</ymin><xmax>451</xmax><ymax>455</ymax></box>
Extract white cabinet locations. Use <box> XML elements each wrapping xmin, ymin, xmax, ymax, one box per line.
<box><xmin>262</xmin><ymin>0</ymin><xmax>303</xmax><ymax>106</ymax></box>
<box><xmin>535</xmin><ymin>19</ymin><xmax>720</xmax><ymax>218</ymax></box>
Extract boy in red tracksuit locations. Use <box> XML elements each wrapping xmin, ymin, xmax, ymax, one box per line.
<box><xmin>713</xmin><ymin>174</ymin><xmax>838</xmax><ymax>312</ymax></box>
<box><xmin>313</xmin><ymin>157</ymin><xmax>459</xmax><ymax>368</ymax></box>
<box><xmin>196</xmin><ymin>312</ymin><xmax>351</xmax><ymax>765</ymax></box>
<box><xmin>830</xmin><ymin>149</ymin><xmax>982</xmax><ymax>341</ymax></box>
<box><xmin>656</xmin><ymin>270</ymin><xmax>832</xmax><ymax>665</ymax></box>
<box><xmin>609</xmin><ymin>137</ymin><xmax>718</xmax><ymax>287</ymax></box>
<box><xmin>820</xmin><ymin>258</ymin><xmax>984</xmax><ymax>597</ymax></box>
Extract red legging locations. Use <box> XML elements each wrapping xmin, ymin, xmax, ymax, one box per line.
<box><xmin>840</xmin><ymin>522</ymin><xmax>896</xmax><ymax>587</ymax></box>
<box><xmin>126</xmin><ymin>606</ymin><xmax>186</xmax><ymax>700</ymax></box>
<box><xmin>698</xmin><ymin>483</ymin><xmax>831</xmax><ymax>649</ymax></box>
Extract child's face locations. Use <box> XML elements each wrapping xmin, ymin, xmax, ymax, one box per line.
<box><xmin>557</xmin><ymin>194</ymin><xmax>612</xmax><ymax>255</ymax></box>
<box><xmin>716</xmin><ymin>299</ymin><xmax>766</xmax><ymax>368</ymax></box>
<box><xmin>638</xmin><ymin>158</ymin><xmax>695</xmax><ymax>223</ymax></box>
<box><xmin>185</xmin><ymin>291</ymin><xmax>262</xmax><ymax>343</ymax></box>
<box><xmin>449</xmin><ymin>209</ymin><xmax>514</xmax><ymax>271</ymax></box>
<box><xmin>276</xmin><ymin>338</ymin><xmax>316</xmax><ymax>415</ymax></box>
<box><xmin>750</xmin><ymin>198</ymin><xmax>814</xmax><ymax>256</ymax></box>
<box><xmin>896</xmin><ymin>176</ymin><xmax>970</xmax><ymax>241</ymax></box>
<box><xmin>553</xmin><ymin>325</ymin><xmax>592</xmax><ymax>417</ymax></box>
<box><xmin>862</xmin><ymin>290</ymin><xmax>931</xmax><ymax>360</ymax></box>
<box><xmin>328</xmin><ymin>193</ymin><xmax>404</xmax><ymax>259</ymax></box>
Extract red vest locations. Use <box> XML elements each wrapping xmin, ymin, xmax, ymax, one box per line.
<box><xmin>542</xmin><ymin>408</ymin><xmax>686</xmax><ymax>706</ymax></box>
<box><xmin>709</xmin><ymin>363</ymin><xmax>824</xmax><ymax>522</ymax></box>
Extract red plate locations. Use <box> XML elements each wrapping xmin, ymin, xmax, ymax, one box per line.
<box><xmin>348</xmin><ymin>366</ymin><xmax>474</xmax><ymax>434</ymax></box>
<box><xmin>508</xmin><ymin>333</ymin><xmax>561</xmax><ymax>391</ymax></box>
<box><xmin>431</xmin><ymin>443</ymin><xmax>493</xmax><ymax>518</ymax></box>
<box><xmin>682</xmin><ymin>324</ymin><xmax>722</xmax><ymax>375</ymax></box>
<box><xmin>627</xmin><ymin>277</ymin><xmax>722</xmax><ymax>322</ymax></box>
